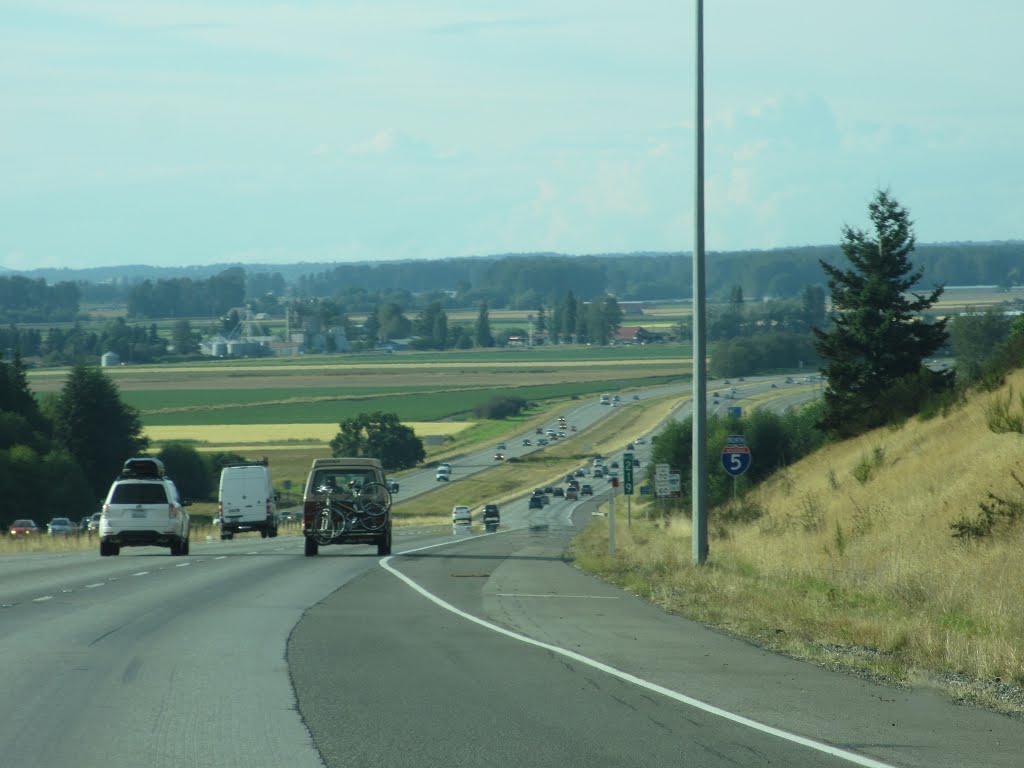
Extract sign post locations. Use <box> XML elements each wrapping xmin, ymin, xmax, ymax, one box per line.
<box><xmin>623</xmin><ymin>452</ymin><xmax>634</xmax><ymax>527</ymax></box>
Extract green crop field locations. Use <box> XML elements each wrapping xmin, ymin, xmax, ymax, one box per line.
<box><xmin>139</xmin><ymin>376</ymin><xmax>682</xmax><ymax>425</ymax></box>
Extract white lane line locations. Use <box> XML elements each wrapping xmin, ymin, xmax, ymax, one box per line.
<box><xmin>214</xmin><ymin>556</ymin><xmax>227</xmax><ymax>560</ymax></box>
<box><xmin>85</xmin><ymin>582</ymin><xmax>106</xmax><ymax>588</ymax></box>
<box><xmin>33</xmin><ymin>596</ymin><xmax>53</xmax><ymax>602</ymax></box>
<box><xmin>246</xmin><ymin>551</ymin><xmax>259</xmax><ymax>555</ymax></box>
<box><xmin>495</xmin><ymin>593</ymin><xmax>619</xmax><ymax>599</ymax></box>
<box><xmin>381</xmin><ymin>540</ymin><xmax>896</xmax><ymax>768</ymax></box>
<box><xmin>175</xmin><ymin>562</ymin><xmax>191</xmax><ymax>567</ymax></box>
<box><xmin>131</xmin><ymin>572</ymin><xmax>148</xmax><ymax>577</ymax></box>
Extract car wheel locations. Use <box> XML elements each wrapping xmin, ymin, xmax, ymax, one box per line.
<box><xmin>304</xmin><ymin>536</ymin><xmax>319</xmax><ymax>557</ymax></box>
<box><xmin>170</xmin><ymin>539</ymin><xmax>182</xmax><ymax>556</ymax></box>
<box><xmin>377</xmin><ymin>527</ymin><xmax>392</xmax><ymax>556</ymax></box>
<box><xmin>182</xmin><ymin>536</ymin><xmax>190</xmax><ymax>556</ymax></box>
<box><xmin>260</xmin><ymin>529</ymin><xmax>268</xmax><ymax>539</ymax></box>
<box><xmin>99</xmin><ymin>541</ymin><xmax>111</xmax><ymax>557</ymax></box>
<box><xmin>269</xmin><ymin>526</ymin><xmax>278</xmax><ymax>538</ymax></box>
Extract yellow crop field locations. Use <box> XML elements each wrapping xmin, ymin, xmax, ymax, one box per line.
<box><xmin>145</xmin><ymin>421</ymin><xmax>473</xmax><ymax>446</ymax></box>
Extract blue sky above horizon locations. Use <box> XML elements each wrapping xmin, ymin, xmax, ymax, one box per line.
<box><xmin>2</xmin><ymin>1</ymin><xmax>1022</xmax><ymax>271</ymax></box>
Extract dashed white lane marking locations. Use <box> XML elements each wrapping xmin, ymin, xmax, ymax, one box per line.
<box><xmin>33</xmin><ymin>596</ymin><xmax>53</xmax><ymax>602</ymax></box>
<box><xmin>214</xmin><ymin>556</ymin><xmax>227</xmax><ymax>560</ymax></box>
<box><xmin>86</xmin><ymin>582</ymin><xmax>106</xmax><ymax>588</ymax></box>
<box><xmin>381</xmin><ymin>538</ymin><xmax>897</xmax><ymax>768</ymax></box>
<box><xmin>131</xmin><ymin>572</ymin><xmax>148</xmax><ymax>577</ymax></box>
<box><xmin>175</xmin><ymin>562</ymin><xmax>191</xmax><ymax>567</ymax></box>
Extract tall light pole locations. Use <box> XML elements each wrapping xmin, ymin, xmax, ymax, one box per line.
<box><xmin>691</xmin><ymin>0</ymin><xmax>709</xmax><ymax>565</ymax></box>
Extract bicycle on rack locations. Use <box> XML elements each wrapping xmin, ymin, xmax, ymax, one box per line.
<box><xmin>310</xmin><ymin>481</ymin><xmax>393</xmax><ymax>546</ymax></box>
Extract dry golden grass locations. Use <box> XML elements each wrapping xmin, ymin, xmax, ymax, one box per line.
<box><xmin>572</xmin><ymin>370</ymin><xmax>1024</xmax><ymax>714</ymax></box>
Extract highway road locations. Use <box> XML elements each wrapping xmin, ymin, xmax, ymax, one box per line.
<box><xmin>3</xmin><ymin>498</ymin><xmax>1023</xmax><ymax>768</ymax></box>
<box><xmin>7</xmin><ymin>376</ymin><xmax>1018</xmax><ymax>767</ymax></box>
<box><xmin>389</xmin><ymin>375</ymin><xmax>820</xmax><ymax>505</ymax></box>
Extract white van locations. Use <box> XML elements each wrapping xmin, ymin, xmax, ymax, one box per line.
<box><xmin>436</xmin><ymin>463</ymin><xmax>451</xmax><ymax>481</ymax></box>
<box><xmin>218</xmin><ymin>463</ymin><xmax>278</xmax><ymax>540</ymax></box>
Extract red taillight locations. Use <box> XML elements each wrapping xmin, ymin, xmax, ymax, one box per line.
<box><xmin>218</xmin><ymin>501</ymin><xmax>223</xmax><ymax>515</ymax></box>
<box><xmin>303</xmin><ymin>501</ymin><xmax>318</xmax><ymax>528</ymax></box>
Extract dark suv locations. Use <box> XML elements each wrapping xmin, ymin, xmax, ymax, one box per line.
<box><xmin>483</xmin><ymin>504</ymin><xmax>500</xmax><ymax>531</ymax></box>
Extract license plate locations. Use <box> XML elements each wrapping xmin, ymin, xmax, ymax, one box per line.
<box><xmin>132</xmin><ymin>510</ymin><xmax>147</xmax><ymax>518</ymax></box>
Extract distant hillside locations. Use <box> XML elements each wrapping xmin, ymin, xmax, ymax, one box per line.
<box><xmin>5</xmin><ymin>240</ymin><xmax>1024</xmax><ymax>308</ymax></box>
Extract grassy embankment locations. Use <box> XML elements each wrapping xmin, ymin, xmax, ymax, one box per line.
<box><xmin>571</xmin><ymin>369</ymin><xmax>1024</xmax><ymax>715</ymax></box>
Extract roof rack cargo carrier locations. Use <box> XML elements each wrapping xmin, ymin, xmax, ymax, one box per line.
<box><xmin>120</xmin><ymin>457</ymin><xmax>166</xmax><ymax>479</ymax></box>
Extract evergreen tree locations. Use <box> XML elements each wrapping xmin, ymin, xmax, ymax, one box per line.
<box><xmin>475</xmin><ymin>301</ymin><xmax>494</xmax><ymax>348</ymax></box>
<box><xmin>813</xmin><ymin>190</ymin><xmax>950</xmax><ymax>437</ymax></box>
<box><xmin>51</xmin><ymin>364</ymin><xmax>149</xmax><ymax>497</ymax></box>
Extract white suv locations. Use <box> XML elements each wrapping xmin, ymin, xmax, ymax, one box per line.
<box><xmin>99</xmin><ymin>457</ymin><xmax>191</xmax><ymax>556</ymax></box>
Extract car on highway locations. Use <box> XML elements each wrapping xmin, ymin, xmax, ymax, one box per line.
<box><xmin>528</xmin><ymin>495</ymin><xmax>543</xmax><ymax>510</ymax></box>
<box><xmin>483</xmin><ymin>504</ymin><xmax>500</xmax><ymax>531</ymax></box>
<box><xmin>574</xmin><ymin>468</ymin><xmax>586</xmax><ymax>477</ymax></box>
<box><xmin>580</xmin><ymin>484</ymin><xmax>593</xmax><ymax>496</ymax></box>
<box><xmin>436</xmin><ymin>464</ymin><xmax>451</xmax><ymax>481</ymax></box>
<box><xmin>8</xmin><ymin>519</ymin><xmax>40</xmax><ymax>536</ymax></box>
<box><xmin>99</xmin><ymin>457</ymin><xmax>191</xmax><ymax>557</ymax></box>
<box><xmin>522</xmin><ymin>438</ymin><xmax>532</xmax><ymax>446</ymax></box>
<box><xmin>593</xmin><ymin>468</ymin><xmax>604</xmax><ymax>479</ymax></box>
<box><xmin>537</xmin><ymin>437</ymin><xmax>549</xmax><ymax>446</ymax></box>
<box><xmin>496</xmin><ymin>442</ymin><xmax>507</xmax><ymax>450</ymax></box>
<box><xmin>635</xmin><ymin>436</ymin><xmax>647</xmax><ymax>445</ymax></box>
<box><xmin>565</xmin><ymin>487</ymin><xmax>579</xmax><ymax>500</ymax></box>
<box><xmin>553</xmin><ymin>487</ymin><xmax>564</xmax><ymax>497</ymax></box>
<box><xmin>452</xmin><ymin>505</ymin><xmax>472</xmax><ymax>528</ymax></box>
<box><xmin>494</xmin><ymin>453</ymin><xmax>505</xmax><ymax>461</ymax></box>
<box><xmin>47</xmin><ymin>517</ymin><xmax>76</xmax><ymax>537</ymax></box>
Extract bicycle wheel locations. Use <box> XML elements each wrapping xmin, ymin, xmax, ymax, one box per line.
<box><xmin>312</xmin><ymin>502</ymin><xmax>349</xmax><ymax>545</ymax></box>
<box><xmin>356</xmin><ymin>482</ymin><xmax>392</xmax><ymax>532</ymax></box>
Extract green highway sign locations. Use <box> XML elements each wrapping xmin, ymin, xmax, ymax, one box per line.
<box><xmin>623</xmin><ymin>452</ymin><xmax>634</xmax><ymax>495</ymax></box>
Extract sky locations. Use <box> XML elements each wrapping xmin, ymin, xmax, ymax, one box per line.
<box><xmin>2</xmin><ymin>1</ymin><xmax>1023</xmax><ymax>271</ymax></box>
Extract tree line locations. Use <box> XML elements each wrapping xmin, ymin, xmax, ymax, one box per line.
<box><xmin>6</xmin><ymin>239</ymin><xmax>1023</xmax><ymax>326</ymax></box>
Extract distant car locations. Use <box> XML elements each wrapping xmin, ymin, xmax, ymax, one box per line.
<box><xmin>543</xmin><ymin>486</ymin><xmax>555</xmax><ymax>494</ymax></box>
<box><xmin>535</xmin><ymin>427</ymin><xmax>544</xmax><ymax>435</ymax></box>
<box><xmin>635</xmin><ymin>436</ymin><xmax>647</xmax><ymax>445</ymax></box>
<box><xmin>522</xmin><ymin>438</ymin><xmax>532</xmax><ymax>446</ymax></box>
<box><xmin>496</xmin><ymin>443</ymin><xmax>507</xmax><ymax>450</ymax></box>
<box><xmin>537</xmin><ymin>438</ymin><xmax>549</xmax><ymax>446</ymax></box>
<box><xmin>632</xmin><ymin>394</ymin><xmax>640</xmax><ymax>400</ymax></box>
<box><xmin>570</xmin><ymin>425</ymin><xmax>577</xmax><ymax>431</ymax></box>
<box><xmin>553</xmin><ymin>487</ymin><xmax>565</xmax><ymax>497</ymax></box>
<box><xmin>483</xmin><ymin>504</ymin><xmax>500</xmax><ymax>531</ymax></box>
<box><xmin>9</xmin><ymin>519</ymin><xmax>40</xmax><ymax>536</ymax></box>
<box><xmin>626</xmin><ymin>443</ymin><xmax>634</xmax><ymax>450</ymax></box>
<box><xmin>574</xmin><ymin>468</ymin><xmax>586</xmax><ymax>477</ymax></box>
<box><xmin>565</xmin><ymin>487</ymin><xmax>579</xmax><ymax>500</ymax></box>
<box><xmin>610</xmin><ymin>461</ymin><xmax>619</xmax><ymax>469</ymax></box>
<box><xmin>593</xmin><ymin>468</ymin><xmax>604</xmax><ymax>479</ymax></box>
<box><xmin>436</xmin><ymin>463</ymin><xmax>451</xmax><ymax>481</ymax></box>
<box><xmin>47</xmin><ymin>517</ymin><xmax>76</xmax><ymax>537</ymax></box>
<box><xmin>580</xmin><ymin>485</ymin><xmax>593</xmax><ymax>496</ymax></box>
<box><xmin>494</xmin><ymin>453</ymin><xmax>505</xmax><ymax>461</ymax></box>
<box><xmin>528</xmin><ymin>495</ymin><xmax>544</xmax><ymax>510</ymax></box>
<box><xmin>452</xmin><ymin>505</ymin><xmax>472</xmax><ymax>527</ymax></box>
